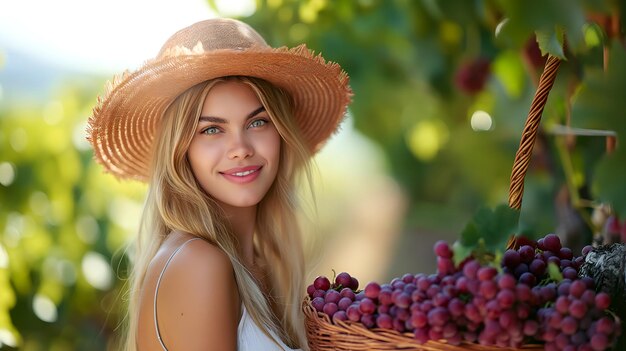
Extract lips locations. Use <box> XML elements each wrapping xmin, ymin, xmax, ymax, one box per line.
<box><xmin>220</xmin><ymin>165</ymin><xmax>262</xmax><ymax>184</ymax></box>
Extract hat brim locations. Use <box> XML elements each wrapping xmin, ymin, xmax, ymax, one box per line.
<box><xmin>88</xmin><ymin>44</ymin><xmax>351</xmax><ymax>181</ymax></box>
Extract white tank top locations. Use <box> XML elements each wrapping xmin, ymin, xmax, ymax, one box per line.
<box><xmin>154</xmin><ymin>238</ymin><xmax>302</xmax><ymax>351</ymax></box>
<box><xmin>238</xmin><ymin>304</ymin><xmax>302</xmax><ymax>351</ymax></box>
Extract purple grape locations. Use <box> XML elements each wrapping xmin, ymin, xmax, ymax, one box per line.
<box><xmin>502</xmin><ymin>249</ymin><xmax>521</xmax><ymax>268</ymax></box>
<box><xmin>558</xmin><ymin>281</ymin><xmax>571</xmax><ymax>296</ymax></box>
<box><xmin>523</xmin><ymin>320</ymin><xmax>539</xmax><ymax>336</ymax></box>
<box><xmin>402</xmin><ymin>273</ymin><xmax>415</xmax><ymax>284</ymax></box>
<box><xmin>568</xmin><ymin>298</ymin><xmax>588</xmax><ymax>319</ymax></box>
<box><xmin>379</xmin><ymin>288</ymin><xmax>393</xmax><ymax>305</ymax></box>
<box><xmin>395</xmin><ymin>292</ymin><xmax>411</xmax><ymax>309</ymax></box>
<box><xmin>434</xmin><ymin>240</ymin><xmax>453</xmax><ymax>258</ymax></box>
<box><xmin>559</xmin><ymin>247</ymin><xmax>573</xmax><ymax>260</ymax></box>
<box><xmin>513</xmin><ymin>263</ymin><xmax>529</xmax><ymax>277</ymax></box>
<box><xmin>555</xmin><ymin>296</ymin><xmax>570</xmax><ymax>314</ymax></box>
<box><xmin>339</xmin><ymin>287</ymin><xmax>355</xmax><ymax>300</ymax></box>
<box><xmin>448</xmin><ymin>298</ymin><xmax>464</xmax><ymax>317</ymax></box>
<box><xmin>569</xmin><ymin>280</ymin><xmax>586</xmax><ymax>298</ymax></box>
<box><xmin>349</xmin><ymin>276</ymin><xmax>359</xmax><ymax>290</ymax></box>
<box><xmin>325</xmin><ymin>289</ymin><xmax>341</xmax><ymax>304</ymax></box>
<box><xmin>337</xmin><ymin>297</ymin><xmax>352</xmax><ymax>311</ymax></box>
<box><xmin>376</xmin><ymin>313</ymin><xmax>393</xmax><ymax>329</ymax></box>
<box><xmin>537</xmin><ymin>238</ymin><xmax>546</xmax><ymax>251</ymax></box>
<box><xmin>580</xmin><ymin>290</ymin><xmax>595</xmax><ymax>306</ymax></box>
<box><xmin>437</xmin><ymin>256</ymin><xmax>455</xmax><ymax>275</ymax></box>
<box><xmin>480</xmin><ymin>280</ymin><xmax>498</xmax><ymax>299</ymax></box>
<box><xmin>396</xmin><ymin>307</ymin><xmax>410</xmax><ymax>321</ymax></box>
<box><xmin>323</xmin><ymin>302</ymin><xmax>338</xmax><ymax>317</ymax></box>
<box><xmin>306</xmin><ymin>284</ymin><xmax>316</xmax><ymax>297</ymax></box>
<box><xmin>518</xmin><ymin>245</ymin><xmax>535</xmax><ymax>263</ymax></box>
<box><xmin>519</xmin><ymin>272</ymin><xmax>536</xmax><ymax>286</ymax></box>
<box><xmin>312</xmin><ymin>289</ymin><xmax>326</xmax><ymax>298</ymax></box>
<box><xmin>497</xmin><ymin>273</ymin><xmax>516</xmax><ymax>290</ymax></box>
<box><xmin>596</xmin><ymin>316</ymin><xmax>615</xmax><ymax>334</ymax></box>
<box><xmin>539</xmin><ymin>284</ymin><xmax>557</xmax><ymax>302</ymax></box>
<box><xmin>335</xmin><ymin>272</ymin><xmax>352</xmax><ymax>288</ymax></box>
<box><xmin>332</xmin><ymin>310</ymin><xmax>347</xmax><ymax>322</ymax></box>
<box><xmin>543</xmin><ymin>234</ymin><xmax>562</xmax><ymax>253</ymax></box>
<box><xmin>562</xmin><ymin>267</ymin><xmax>578</xmax><ymax>280</ymax></box>
<box><xmin>427</xmin><ymin>307</ymin><xmax>450</xmax><ymax>326</ymax></box>
<box><xmin>477</xmin><ymin>266</ymin><xmax>497</xmax><ymax>281</ymax></box>
<box><xmin>360</xmin><ymin>313</ymin><xmax>375</xmax><ymax>328</ymax></box>
<box><xmin>364</xmin><ymin>282</ymin><xmax>381</xmax><ymax>299</ymax></box>
<box><xmin>313</xmin><ymin>276</ymin><xmax>331</xmax><ymax>291</ymax></box>
<box><xmin>311</xmin><ymin>296</ymin><xmax>325</xmax><ymax>312</ymax></box>
<box><xmin>590</xmin><ymin>333</ymin><xmax>608</xmax><ymax>351</ymax></box>
<box><xmin>359</xmin><ymin>297</ymin><xmax>376</xmax><ymax>314</ymax></box>
<box><xmin>561</xmin><ymin>316</ymin><xmax>578</xmax><ymax>335</ymax></box>
<box><xmin>529</xmin><ymin>258</ymin><xmax>546</xmax><ymax>276</ymax></box>
<box><xmin>595</xmin><ymin>292</ymin><xmax>611</xmax><ymax>310</ymax></box>
<box><xmin>462</xmin><ymin>259</ymin><xmax>480</xmax><ymax>279</ymax></box>
<box><xmin>496</xmin><ymin>289</ymin><xmax>515</xmax><ymax>308</ymax></box>
<box><xmin>346</xmin><ymin>304</ymin><xmax>361</xmax><ymax>321</ymax></box>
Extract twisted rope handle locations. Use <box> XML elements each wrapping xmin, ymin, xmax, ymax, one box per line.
<box><xmin>508</xmin><ymin>55</ymin><xmax>561</xmax><ymax>210</ymax></box>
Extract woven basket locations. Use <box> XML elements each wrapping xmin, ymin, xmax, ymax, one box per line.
<box><xmin>302</xmin><ymin>55</ymin><xmax>563</xmax><ymax>351</ymax></box>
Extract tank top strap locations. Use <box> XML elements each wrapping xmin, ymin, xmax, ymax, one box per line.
<box><xmin>154</xmin><ymin>237</ymin><xmax>203</xmax><ymax>351</ymax></box>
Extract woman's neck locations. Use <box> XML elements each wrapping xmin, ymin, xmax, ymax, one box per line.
<box><xmin>220</xmin><ymin>203</ymin><xmax>257</xmax><ymax>267</ymax></box>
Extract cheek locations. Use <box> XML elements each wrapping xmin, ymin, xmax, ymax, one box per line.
<box><xmin>260</xmin><ymin>131</ymin><xmax>281</xmax><ymax>163</ymax></box>
<box><xmin>187</xmin><ymin>138</ymin><xmax>220</xmax><ymax>174</ymax></box>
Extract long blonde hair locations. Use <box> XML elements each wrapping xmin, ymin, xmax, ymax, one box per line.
<box><xmin>122</xmin><ymin>76</ymin><xmax>312</xmax><ymax>350</ymax></box>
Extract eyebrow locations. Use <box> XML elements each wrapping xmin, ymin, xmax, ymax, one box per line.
<box><xmin>199</xmin><ymin>106</ymin><xmax>266</xmax><ymax>123</ymax></box>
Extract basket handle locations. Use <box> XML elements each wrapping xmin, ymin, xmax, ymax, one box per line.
<box><xmin>508</xmin><ymin>55</ymin><xmax>562</xmax><ymax>210</ymax></box>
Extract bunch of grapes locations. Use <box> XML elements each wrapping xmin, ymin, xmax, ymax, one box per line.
<box><xmin>538</xmin><ymin>278</ymin><xmax>619</xmax><ymax>351</ymax></box>
<box><xmin>501</xmin><ymin>234</ymin><xmax>583</xmax><ymax>287</ymax></box>
<box><xmin>307</xmin><ymin>272</ymin><xmax>361</xmax><ymax>323</ymax></box>
<box><xmin>307</xmin><ymin>234</ymin><xmax>622</xmax><ymax>349</ymax></box>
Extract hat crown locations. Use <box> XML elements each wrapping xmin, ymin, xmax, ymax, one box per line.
<box><xmin>157</xmin><ymin>18</ymin><xmax>268</xmax><ymax>58</ymax></box>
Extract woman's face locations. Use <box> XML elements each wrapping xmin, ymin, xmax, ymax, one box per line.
<box><xmin>187</xmin><ymin>80</ymin><xmax>281</xmax><ymax>210</ymax></box>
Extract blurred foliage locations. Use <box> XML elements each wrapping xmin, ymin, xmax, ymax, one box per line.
<box><xmin>234</xmin><ymin>0</ymin><xmax>626</xmax><ymax>242</ymax></box>
<box><xmin>1</xmin><ymin>0</ymin><xmax>626</xmax><ymax>349</ymax></box>
<box><xmin>0</xmin><ymin>80</ymin><xmax>146</xmax><ymax>349</ymax></box>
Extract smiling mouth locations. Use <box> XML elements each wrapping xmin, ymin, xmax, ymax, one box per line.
<box><xmin>220</xmin><ymin>166</ymin><xmax>263</xmax><ymax>184</ymax></box>
<box><xmin>231</xmin><ymin>169</ymin><xmax>258</xmax><ymax>177</ymax></box>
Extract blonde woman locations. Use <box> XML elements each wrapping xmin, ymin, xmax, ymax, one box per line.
<box><xmin>87</xmin><ymin>18</ymin><xmax>351</xmax><ymax>350</ymax></box>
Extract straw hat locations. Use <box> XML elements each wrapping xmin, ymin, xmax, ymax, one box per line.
<box><xmin>87</xmin><ymin>18</ymin><xmax>352</xmax><ymax>181</ymax></box>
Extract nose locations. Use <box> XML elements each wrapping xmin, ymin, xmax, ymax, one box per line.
<box><xmin>227</xmin><ymin>132</ymin><xmax>254</xmax><ymax>160</ymax></box>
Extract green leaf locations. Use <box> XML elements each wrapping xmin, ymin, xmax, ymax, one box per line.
<box><xmin>495</xmin><ymin>0</ymin><xmax>586</xmax><ymax>50</ymax></box>
<box><xmin>452</xmin><ymin>240</ymin><xmax>474</xmax><ymax>266</ymax></box>
<box><xmin>456</xmin><ymin>204</ymin><xmax>521</xmax><ymax>263</ymax></box>
<box><xmin>536</xmin><ymin>27</ymin><xmax>566</xmax><ymax>59</ymax></box>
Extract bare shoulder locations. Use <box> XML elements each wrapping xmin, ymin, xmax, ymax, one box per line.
<box><xmin>156</xmin><ymin>237</ymin><xmax>239</xmax><ymax>350</ymax></box>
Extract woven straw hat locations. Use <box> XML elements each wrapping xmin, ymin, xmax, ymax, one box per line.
<box><xmin>87</xmin><ymin>18</ymin><xmax>352</xmax><ymax>181</ymax></box>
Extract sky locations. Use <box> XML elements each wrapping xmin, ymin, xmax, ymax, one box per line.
<box><xmin>0</xmin><ymin>0</ymin><xmax>255</xmax><ymax>74</ymax></box>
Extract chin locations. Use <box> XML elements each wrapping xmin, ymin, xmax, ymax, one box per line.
<box><xmin>220</xmin><ymin>196</ymin><xmax>265</xmax><ymax>209</ymax></box>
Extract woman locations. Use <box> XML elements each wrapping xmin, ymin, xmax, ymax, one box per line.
<box><xmin>87</xmin><ymin>18</ymin><xmax>351</xmax><ymax>350</ymax></box>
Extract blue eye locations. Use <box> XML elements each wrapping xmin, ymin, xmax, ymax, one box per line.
<box><xmin>249</xmin><ymin>119</ymin><xmax>268</xmax><ymax>128</ymax></box>
<box><xmin>202</xmin><ymin>126</ymin><xmax>220</xmax><ymax>135</ymax></box>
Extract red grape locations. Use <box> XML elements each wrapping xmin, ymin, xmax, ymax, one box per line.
<box><xmin>313</xmin><ymin>276</ymin><xmax>331</xmax><ymax>291</ymax></box>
